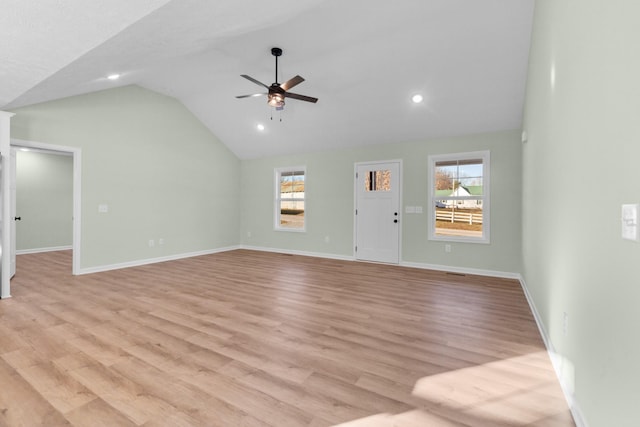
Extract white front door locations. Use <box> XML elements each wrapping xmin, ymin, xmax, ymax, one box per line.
<box><xmin>355</xmin><ymin>161</ymin><xmax>401</xmax><ymax>264</ymax></box>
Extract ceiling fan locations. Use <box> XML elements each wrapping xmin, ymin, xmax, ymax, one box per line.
<box><xmin>236</xmin><ymin>47</ymin><xmax>318</xmax><ymax>110</ymax></box>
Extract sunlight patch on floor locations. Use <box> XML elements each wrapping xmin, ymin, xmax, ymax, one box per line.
<box><xmin>333</xmin><ymin>351</ymin><xmax>574</xmax><ymax>427</ymax></box>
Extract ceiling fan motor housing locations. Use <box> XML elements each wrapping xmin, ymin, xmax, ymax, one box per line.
<box><xmin>269</xmin><ymin>84</ymin><xmax>284</xmax><ymax>94</ymax></box>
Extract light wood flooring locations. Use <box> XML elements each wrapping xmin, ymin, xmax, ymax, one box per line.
<box><xmin>0</xmin><ymin>250</ymin><xmax>574</xmax><ymax>426</ymax></box>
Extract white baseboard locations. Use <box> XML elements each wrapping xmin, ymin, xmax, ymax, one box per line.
<box><xmin>16</xmin><ymin>245</ymin><xmax>73</xmax><ymax>255</ymax></box>
<box><xmin>77</xmin><ymin>245</ymin><xmax>241</xmax><ymax>275</ymax></box>
<box><xmin>401</xmin><ymin>260</ymin><xmax>521</xmax><ymax>280</ymax></box>
<box><xmin>240</xmin><ymin>245</ymin><xmax>523</xmax><ymax>280</ymax></box>
<box><xmin>518</xmin><ymin>274</ymin><xmax>588</xmax><ymax>427</ymax></box>
<box><xmin>77</xmin><ymin>245</ymin><xmax>353</xmax><ymax>276</ymax></box>
<box><xmin>240</xmin><ymin>245</ymin><xmax>355</xmax><ymax>262</ymax></box>
<box><xmin>30</xmin><ymin>242</ymin><xmax>517</xmax><ymax>281</ymax></box>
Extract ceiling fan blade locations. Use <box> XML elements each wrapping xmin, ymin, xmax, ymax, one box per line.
<box><xmin>285</xmin><ymin>92</ymin><xmax>318</xmax><ymax>103</ymax></box>
<box><xmin>280</xmin><ymin>75</ymin><xmax>305</xmax><ymax>91</ymax></box>
<box><xmin>240</xmin><ymin>74</ymin><xmax>270</xmax><ymax>89</ymax></box>
<box><xmin>236</xmin><ymin>93</ymin><xmax>267</xmax><ymax>99</ymax></box>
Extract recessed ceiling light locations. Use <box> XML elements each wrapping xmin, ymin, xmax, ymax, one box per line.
<box><xmin>411</xmin><ymin>94</ymin><xmax>424</xmax><ymax>104</ymax></box>
<box><xmin>257</xmin><ymin>124</ymin><xmax>265</xmax><ymax>131</ymax></box>
<box><xmin>107</xmin><ymin>74</ymin><xmax>120</xmax><ymax>81</ymax></box>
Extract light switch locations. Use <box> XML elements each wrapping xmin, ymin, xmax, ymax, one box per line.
<box><xmin>98</xmin><ymin>204</ymin><xmax>108</xmax><ymax>213</ymax></box>
<box><xmin>415</xmin><ymin>206</ymin><xmax>423</xmax><ymax>214</ymax></box>
<box><xmin>405</xmin><ymin>206</ymin><xmax>416</xmax><ymax>214</ymax></box>
<box><xmin>621</xmin><ymin>204</ymin><xmax>639</xmax><ymax>241</ymax></box>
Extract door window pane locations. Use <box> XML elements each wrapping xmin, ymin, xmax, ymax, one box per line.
<box><xmin>364</xmin><ymin>170</ymin><xmax>391</xmax><ymax>192</ymax></box>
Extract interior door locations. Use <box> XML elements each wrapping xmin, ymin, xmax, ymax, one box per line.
<box><xmin>9</xmin><ymin>148</ymin><xmax>16</xmax><ymax>278</ymax></box>
<box><xmin>355</xmin><ymin>161</ymin><xmax>401</xmax><ymax>264</ymax></box>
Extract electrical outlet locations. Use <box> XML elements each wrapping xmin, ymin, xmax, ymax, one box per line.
<box><xmin>324</xmin><ymin>236</ymin><xmax>330</xmax><ymax>243</ymax></box>
<box><xmin>148</xmin><ymin>239</ymin><xmax>155</xmax><ymax>248</ymax></box>
<box><xmin>247</xmin><ymin>231</ymin><xmax>252</xmax><ymax>238</ymax></box>
<box><xmin>445</xmin><ymin>244</ymin><xmax>452</xmax><ymax>253</ymax></box>
<box><xmin>563</xmin><ymin>312</ymin><xmax>569</xmax><ymax>336</ymax></box>
<box><xmin>158</xmin><ymin>238</ymin><xmax>164</xmax><ymax>245</ymax></box>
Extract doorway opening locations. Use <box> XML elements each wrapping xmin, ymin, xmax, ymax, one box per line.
<box><xmin>10</xmin><ymin>139</ymin><xmax>81</xmax><ymax>283</ymax></box>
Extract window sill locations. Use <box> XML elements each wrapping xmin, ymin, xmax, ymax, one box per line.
<box><xmin>274</xmin><ymin>227</ymin><xmax>306</xmax><ymax>233</ymax></box>
<box><xmin>429</xmin><ymin>235</ymin><xmax>490</xmax><ymax>244</ymax></box>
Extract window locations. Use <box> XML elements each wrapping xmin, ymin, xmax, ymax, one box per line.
<box><xmin>428</xmin><ymin>151</ymin><xmax>490</xmax><ymax>243</ymax></box>
<box><xmin>364</xmin><ymin>169</ymin><xmax>391</xmax><ymax>192</ymax></box>
<box><xmin>275</xmin><ymin>167</ymin><xmax>306</xmax><ymax>231</ymax></box>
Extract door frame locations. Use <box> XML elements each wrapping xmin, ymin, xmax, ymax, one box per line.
<box><xmin>10</xmin><ymin>139</ymin><xmax>82</xmax><ymax>281</ymax></box>
<box><xmin>353</xmin><ymin>159</ymin><xmax>403</xmax><ymax>263</ymax></box>
<box><xmin>0</xmin><ymin>112</ymin><xmax>15</xmax><ymax>298</ymax></box>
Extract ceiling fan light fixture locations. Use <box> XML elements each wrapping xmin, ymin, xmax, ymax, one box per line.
<box><xmin>411</xmin><ymin>94</ymin><xmax>424</xmax><ymax>104</ymax></box>
<box><xmin>268</xmin><ymin>93</ymin><xmax>285</xmax><ymax>107</ymax></box>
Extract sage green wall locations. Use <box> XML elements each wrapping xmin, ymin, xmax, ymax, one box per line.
<box><xmin>11</xmin><ymin>85</ymin><xmax>240</xmax><ymax>269</ymax></box>
<box><xmin>522</xmin><ymin>1</ymin><xmax>640</xmax><ymax>425</ymax></box>
<box><xmin>16</xmin><ymin>150</ymin><xmax>73</xmax><ymax>251</ymax></box>
<box><xmin>241</xmin><ymin>130</ymin><xmax>522</xmax><ymax>274</ymax></box>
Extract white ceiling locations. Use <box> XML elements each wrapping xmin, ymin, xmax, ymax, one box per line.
<box><xmin>2</xmin><ymin>0</ymin><xmax>535</xmax><ymax>159</ymax></box>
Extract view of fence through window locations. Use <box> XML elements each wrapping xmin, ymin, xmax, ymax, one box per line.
<box><xmin>279</xmin><ymin>170</ymin><xmax>305</xmax><ymax>229</ymax></box>
<box><xmin>434</xmin><ymin>158</ymin><xmax>484</xmax><ymax>238</ymax></box>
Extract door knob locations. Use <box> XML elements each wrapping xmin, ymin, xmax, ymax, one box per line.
<box><xmin>14</xmin><ymin>216</ymin><xmax>21</xmax><ymax>221</ymax></box>
<box><xmin>394</xmin><ymin>219</ymin><xmax>398</xmax><ymax>223</ymax></box>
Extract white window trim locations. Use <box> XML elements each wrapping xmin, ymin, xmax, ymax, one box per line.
<box><xmin>428</xmin><ymin>150</ymin><xmax>490</xmax><ymax>244</ymax></box>
<box><xmin>274</xmin><ymin>166</ymin><xmax>307</xmax><ymax>232</ymax></box>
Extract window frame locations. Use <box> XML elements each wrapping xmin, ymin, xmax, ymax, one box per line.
<box><xmin>428</xmin><ymin>150</ymin><xmax>490</xmax><ymax>244</ymax></box>
<box><xmin>274</xmin><ymin>166</ymin><xmax>307</xmax><ymax>232</ymax></box>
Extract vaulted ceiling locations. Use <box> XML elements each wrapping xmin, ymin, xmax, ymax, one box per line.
<box><xmin>2</xmin><ymin>0</ymin><xmax>535</xmax><ymax>159</ymax></box>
